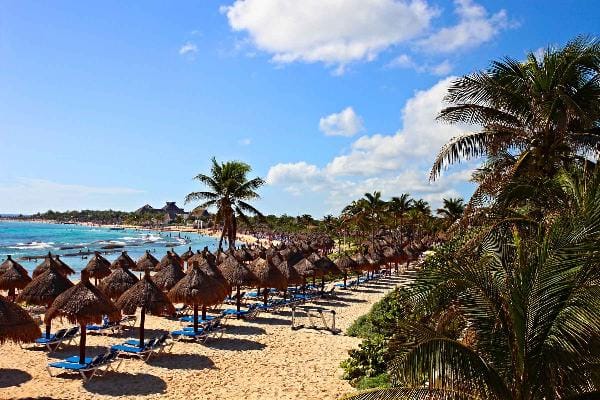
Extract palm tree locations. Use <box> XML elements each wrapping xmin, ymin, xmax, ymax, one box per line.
<box><xmin>347</xmin><ymin>177</ymin><xmax>600</xmax><ymax>399</ymax></box>
<box><xmin>436</xmin><ymin>197</ymin><xmax>465</xmax><ymax>224</ymax></box>
<box><xmin>430</xmin><ymin>36</ymin><xmax>600</xmax><ymax>208</ymax></box>
<box><xmin>388</xmin><ymin>194</ymin><xmax>413</xmax><ymax>242</ymax></box>
<box><xmin>185</xmin><ymin>158</ymin><xmax>264</xmax><ymax>253</ymax></box>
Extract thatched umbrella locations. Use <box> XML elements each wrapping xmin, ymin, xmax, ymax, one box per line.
<box><xmin>82</xmin><ymin>252</ymin><xmax>111</xmax><ymax>285</ymax></box>
<box><xmin>136</xmin><ymin>250</ymin><xmax>159</xmax><ymax>275</ymax></box>
<box><xmin>218</xmin><ymin>257</ymin><xmax>257</xmax><ymax>313</ymax></box>
<box><xmin>32</xmin><ymin>253</ymin><xmax>74</xmax><ymax>278</ymax></box>
<box><xmin>291</xmin><ymin>257</ymin><xmax>317</xmax><ymax>294</ymax></box>
<box><xmin>116</xmin><ymin>270</ymin><xmax>175</xmax><ymax>347</ymax></box>
<box><xmin>17</xmin><ymin>263</ymin><xmax>74</xmax><ymax>338</ymax></box>
<box><xmin>99</xmin><ymin>262</ymin><xmax>139</xmax><ymax>301</ymax></box>
<box><xmin>335</xmin><ymin>255</ymin><xmax>359</xmax><ymax>289</ymax></box>
<box><xmin>180</xmin><ymin>247</ymin><xmax>195</xmax><ymax>263</ymax></box>
<box><xmin>156</xmin><ymin>251</ymin><xmax>179</xmax><ymax>271</ymax></box>
<box><xmin>45</xmin><ymin>271</ymin><xmax>120</xmax><ymax>364</ymax></box>
<box><xmin>152</xmin><ymin>258</ymin><xmax>185</xmax><ymax>292</ymax></box>
<box><xmin>54</xmin><ymin>256</ymin><xmax>76</xmax><ymax>276</ymax></box>
<box><xmin>111</xmin><ymin>251</ymin><xmax>136</xmax><ymax>270</ymax></box>
<box><xmin>275</xmin><ymin>258</ymin><xmax>303</xmax><ymax>299</ymax></box>
<box><xmin>168</xmin><ymin>262</ymin><xmax>228</xmax><ymax>333</ymax></box>
<box><xmin>0</xmin><ymin>255</ymin><xmax>31</xmax><ymax>300</ymax></box>
<box><xmin>250</xmin><ymin>257</ymin><xmax>287</xmax><ymax>305</ymax></box>
<box><xmin>0</xmin><ymin>295</ymin><xmax>42</xmax><ymax>344</ymax></box>
<box><xmin>198</xmin><ymin>260</ymin><xmax>229</xmax><ymax>295</ymax></box>
<box><xmin>314</xmin><ymin>255</ymin><xmax>342</xmax><ymax>293</ymax></box>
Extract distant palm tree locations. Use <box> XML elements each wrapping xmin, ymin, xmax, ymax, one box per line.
<box><xmin>436</xmin><ymin>197</ymin><xmax>465</xmax><ymax>223</ymax></box>
<box><xmin>388</xmin><ymin>193</ymin><xmax>413</xmax><ymax>242</ymax></box>
<box><xmin>185</xmin><ymin>158</ymin><xmax>264</xmax><ymax>252</ymax></box>
<box><xmin>430</xmin><ymin>36</ymin><xmax>600</xmax><ymax>207</ymax></box>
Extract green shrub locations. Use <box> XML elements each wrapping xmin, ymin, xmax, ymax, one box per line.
<box><xmin>341</xmin><ymin>336</ymin><xmax>389</xmax><ymax>386</ymax></box>
<box><xmin>354</xmin><ymin>373</ymin><xmax>390</xmax><ymax>390</ymax></box>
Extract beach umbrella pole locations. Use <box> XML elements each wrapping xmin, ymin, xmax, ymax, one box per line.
<box><xmin>139</xmin><ymin>306</ymin><xmax>146</xmax><ymax>348</ymax></box>
<box><xmin>263</xmin><ymin>288</ymin><xmax>268</xmax><ymax>306</ymax></box>
<box><xmin>79</xmin><ymin>323</ymin><xmax>87</xmax><ymax>365</ymax></box>
<box><xmin>201</xmin><ymin>305</ymin><xmax>207</xmax><ymax>320</ymax></box>
<box><xmin>193</xmin><ymin>303</ymin><xmax>199</xmax><ymax>333</ymax></box>
<box><xmin>343</xmin><ymin>272</ymin><xmax>347</xmax><ymax>289</ymax></box>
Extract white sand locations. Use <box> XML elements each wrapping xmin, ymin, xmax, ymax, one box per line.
<box><xmin>0</xmin><ymin>273</ymin><xmax>413</xmax><ymax>400</ymax></box>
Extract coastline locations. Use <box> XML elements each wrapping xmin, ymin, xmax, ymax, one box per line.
<box><xmin>1</xmin><ymin>218</ymin><xmax>278</xmax><ymax>248</ymax></box>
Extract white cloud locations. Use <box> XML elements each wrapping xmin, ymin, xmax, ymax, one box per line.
<box><xmin>238</xmin><ymin>138</ymin><xmax>252</xmax><ymax>146</ymax></box>
<box><xmin>319</xmin><ymin>107</ymin><xmax>365</xmax><ymax>137</ymax></box>
<box><xmin>0</xmin><ymin>178</ymin><xmax>145</xmax><ymax>214</ymax></box>
<box><xmin>222</xmin><ymin>0</ymin><xmax>437</xmax><ymax>70</ymax></box>
<box><xmin>419</xmin><ymin>0</ymin><xmax>513</xmax><ymax>53</ymax></box>
<box><xmin>386</xmin><ymin>54</ymin><xmax>453</xmax><ymax>76</ymax></box>
<box><xmin>179</xmin><ymin>42</ymin><xmax>198</xmax><ymax>56</ymax></box>
<box><xmin>266</xmin><ymin>77</ymin><xmax>477</xmax><ymax>214</ymax></box>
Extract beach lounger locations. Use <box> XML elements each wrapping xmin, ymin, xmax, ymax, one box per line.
<box><xmin>178</xmin><ymin>314</ymin><xmax>216</xmax><ymax>324</ymax></box>
<box><xmin>34</xmin><ymin>326</ymin><xmax>79</xmax><ymax>352</ymax></box>
<box><xmin>47</xmin><ymin>350</ymin><xmax>121</xmax><ymax>382</ymax></box>
<box><xmin>122</xmin><ymin>334</ymin><xmax>172</xmax><ymax>355</ymax></box>
<box><xmin>111</xmin><ymin>338</ymin><xmax>160</xmax><ymax>361</ymax></box>
<box><xmin>170</xmin><ymin>328</ymin><xmax>208</xmax><ymax>341</ymax></box>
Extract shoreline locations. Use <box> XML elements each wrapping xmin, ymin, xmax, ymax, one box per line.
<box><xmin>1</xmin><ymin>218</ymin><xmax>279</xmax><ymax>248</ymax></box>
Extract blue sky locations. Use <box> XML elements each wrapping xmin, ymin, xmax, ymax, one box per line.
<box><xmin>0</xmin><ymin>0</ymin><xmax>597</xmax><ymax>217</ymax></box>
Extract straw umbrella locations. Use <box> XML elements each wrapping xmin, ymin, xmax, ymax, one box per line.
<box><xmin>17</xmin><ymin>263</ymin><xmax>74</xmax><ymax>338</ymax></box>
<box><xmin>218</xmin><ymin>257</ymin><xmax>257</xmax><ymax>313</ymax></box>
<box><xmin>335</xmin><ymin>255</ymin><xmax>358</xmax><ymax>289</ymax></box>
<box><xmin>198</xmin><ymin>260</ymin><xmax>229</xmax><ymax>296</ymax></box>
<box><xmin>152</xmin><ymin>258</ymin><xmax>185</xmax><ymax>292</ymax></box>
<box><xmin>250</xmin><ymin>257</ymin><xmax>287</xmax><ymax>305</ymax></box>
<box><xmin>275</xmin><ymin>258</ymin><xmax>303</xmax><ymax>299</ymax></box>
<box><xmin>111</xmin><ymin>251</ymin><xmax>136</xmax><ymax>270</ymax></box>
<box><xmin>116</xmin><ymin>270</ymin><xmax>175</xmax><ymax>348</ymax></box>
<box><xmin>170</xmin><ymin>249</ymin><xmax>183</xmax><ymax>268</ymax></box>
<box><xmin>156</xmin><ymin>251</ymin><xmax>179</xmax><ymax>271</ymax></box>
<box><xmin>54</xmin><ymin>256</ymin><xmax>76</xmax><ymax>276</ymax></box>
<box><xmin>45</xmin><ymin>271</ymin><xmax>120</xmax><ymax>364</ymax></box>
<box><xmin>180</xmin><ymin>247</ymin><xmax>195</xmax><ymax>263</ymax></box>
<box><xmin>82</xmin><ymin>252</ymin><xmax>111</xmax><ymax>285</ymax></box>
<box><xmin>0</xmin><ymin>295</ymin><xmax>42</xmax><ymax>344</ymax></box>
<box><xmin>168</xmin><ymin>262</ymin><xmax>228</xmax><ymax>333</ymax></box>
<box><xmin>291</xmin><ymin>257</ymin><xmax>316</xmax><ymax>295</ymax></box>
<box><xmin>0</xmin><ymin>255</ymin><xmax>31</xmax><ymax>300</ymax></box>
<box><xmin>136</xmin><ymin>250</ymin><xmax>159</xmax><ymax>275</ymax></box>
<box><xmin>99</xmin><ymin>261</ymin><xmax>139</xmax><ymax>301</ymax></box>
<box><xmin>314</xmin><ymin>255</ymin><xmax>341</xmax><ymax>293</ymax></box>
<box><xmin>32</xmin><ymin>252</ymin><xmax>74</xmax><ymax>278</ymax></box>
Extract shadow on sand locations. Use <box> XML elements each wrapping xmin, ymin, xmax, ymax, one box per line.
<box><xmin>148</xmin><ymin>353</ymin><xmax>215</xmax><ymax>370</ymax></box>
<box><xmin>206</xmin><ymin>337</ymin><xmax>266</xmax><ymax>351</ymax></box>
<box><xmin>225</xmin><ymin>325</ymin><xmax>267</xmax><ymax>335</ymax></box>
<box><xmin>84</xmin><ymin>372</ymin><xmax>166</xmax><ymax>396</ymax></box>
<box><xmin>0</xmin><ymin>368</ymin><xmax>32</xmax><ymax>388</ymax></box>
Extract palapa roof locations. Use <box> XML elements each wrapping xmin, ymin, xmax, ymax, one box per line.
<box><xmin>180</xmin><ymin>247</ymin><xmax>195</xmax><ymax>262</ymax></box>
<box><xmin>157</xmin><ymin>251</ymin><xmax>182</xmax><ymax>271</ymax></box>
<box><xmin>99</xmin><ymin>264</ymin><xmax>139</xmax><ymax>299</ymax></box>
<box><xmin>250</xmin><ymin>257</ymin><xmax>287</xmax><ymax>290</ymax></box>
<box><xmin>152</xmin><ymin>260</ymin><xmax>185</xmax><ymax>291</ymax></box>
<box><xmin>82</xmin><ymin>252</ymin><xmax>111</xmax><ymax>279</ymax></box>
<box><xmin>32</xmin><ymin>253</ymin><xmax>74</xmax><ymax>278</ymax></box>
<box><xmin>116</xmin><ymin>270</ymin><xmax>175</xmax><ymax>316</ymax></box>
<box><xmin>291</xmin><ymin>258</ymin><xmax>317</xmax><ymax>278</ymax></box>
<box><xmin>335</xmin><ymin>255</ymin><xmax>359</xmax><ymax>272</ymax></box>
<box><xmin>314</xmin><ymin>255</ymin><xmax>342</xmax><ymax>276</ymax></box>
<box><xmin>218</xmin><ymin>257</ymin><xmax>258</xmax><ymax>287</ymax></box>
<box><xmin>111</xmin><ymin>251</ymin><xmax>137</xmax><ymax>270</ymax></box>
<box><xmin>135</xmin><ymin>204</ymin><xmax>158</xmax><ymax>214</ymax></box>
<box><xmin>352</xmin><ymin>253</ymin><xmax>370</xmax><ymax>270</ymax></box>
<box><xmin>198</xmin><ymin>260</ymin><xmax>229</xmax><ymax>294</ymax></box>
<box><xmin>275</xmin><ymin>259</ymin><xmax>303</xmax><ymax>285</ymax></box>
<box><xmin>54</xmin><ymin>256</ymin><xmax>76</xmax><ymax>276</ymax></box>
<box><xmin>0</xmin><ymin>255</ymin><xmax>31</xmax><ymax>290</ymax></box>
<box><xmin>136</xmin><ymin>250</ymin><xmax>159</xmax><ymax>272</ymax></box>
<box><xmin>45</xmin><ymin>272</ymin><xmax>120</xmax><ymax>326</ymax></box>
<box><xmin>168</xmin><ymin>262</ymin><xmax>228</xmax><ymax>306</ymax></box>
<box><xmin>0</xmin><ymin>295</ymin><xmax>42</xmax><ymax>344</ymax></box>
<box><xmin>17</xmin><ymin>263</ymin><xmax>74</xmax><ymax>306</ymax></box>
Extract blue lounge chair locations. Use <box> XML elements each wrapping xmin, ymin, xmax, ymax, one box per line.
<box><xmin>121</xmin><ymin>334</ymin><xmax>172</xmax><ymax>356</ymax></box>
<box><xmin>111</xmin><ymin>338</ymin><xmax>158</xmax><ymax>361</ymax></box>
<box><xmin>87</xmin><ymin>315</ymin><xmax>136</xmax><ymax>334</ymax></box>
<box><xmin>178</xmin><ymin>314</ymin><xmax>215</xmax><ymax>323</ymax></box>
<box><xmin>34</xmin><ymin>327</ymin><xmax>79</xmax><ymax>352</ymax></box>
<box><xmin>47</xmin><ymin>350</ymin><xmax>121</xmax><ymax>381</ymax></box>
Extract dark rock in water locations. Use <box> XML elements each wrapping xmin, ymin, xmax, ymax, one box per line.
<box><xmin>59</xmin><ymin>245</ymin><xmax>86</xmax><ymax>250</ymax></box>
<box><xmin>165</xmin><ymin>243</ymin><xmax>180</xmax><ymax>247</ymax></box>
<box><xmin>101</xmin><ymin>244</ymin><xmax>125</xmax><ymax>249</ymax></box>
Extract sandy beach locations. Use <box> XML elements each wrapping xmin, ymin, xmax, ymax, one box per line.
<box><xmin>0</xmin><ymin>271</ymin><xmax>414</xmax><ymax>400</ymax></box>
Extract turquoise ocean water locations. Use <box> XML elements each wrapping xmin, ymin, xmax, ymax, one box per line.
<box><xmin>0</xmin><ymin>221</ymin><xmax>219</xmax><ymax>273</ymax></box>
